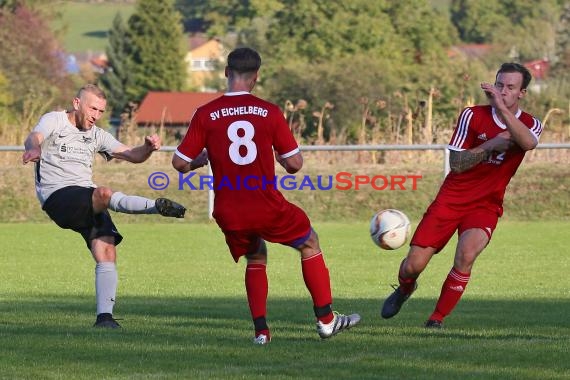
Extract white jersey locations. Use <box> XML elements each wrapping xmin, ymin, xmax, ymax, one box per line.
<box><xmin>33</xmin><ymin>111</ymin><xmax>122</xmax><ymax>206</ymax></box>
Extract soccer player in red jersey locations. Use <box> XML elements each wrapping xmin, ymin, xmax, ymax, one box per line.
<box><xmin>172</xmin><ymin>47</ymin><xmax>360</xmax><ymax>344</ymax></box>
<box><xmin>381</xmin><ymin>62</ymin><xmax>543</xmax><ymax>328</ymax></box>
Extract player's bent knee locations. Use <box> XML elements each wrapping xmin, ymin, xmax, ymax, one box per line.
<box><xmin>402</xmin><ymin>260</ymin><xmax>422</xmax><ymax>277</ymax></box>
<box><xmin>93</xmin><ymin>187</ymin><xmax>114</xmax><ymax>207</ymax></box>
<box><xmin>403</xmin><ymin>250</ymin><xmax>433</xmax><ymax>276</ymax></box>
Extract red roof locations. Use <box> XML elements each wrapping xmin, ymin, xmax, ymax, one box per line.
<box><xmin>90</xmin><ymin>56</ymin><xmax>108</xmax><ymax>70</ymax></box>
<box><xmin>135</xmin><ymin>91</ymin><xmax>223</xmax><ymax>125</ymax></box>
<box><xmin>523</xmin><ymin>59</ymin><xmax>549</xmax><ymax>80</ymax></box>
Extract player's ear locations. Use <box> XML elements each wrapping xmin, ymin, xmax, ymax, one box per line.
<box><xmin>519</xmin><ymin>88</ymin><xmax>527</xmax><ymax>98</ymax></box>
<box><xmin>72</xmin><ymin>97</ymin><xmax>80</xmax><ymax>111</ymax></box>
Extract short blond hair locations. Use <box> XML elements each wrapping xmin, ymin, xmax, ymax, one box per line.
<box><xmin>77</xmin><ymin>84</ymin><xmax>106</xmax><ymax>100</ymax></box>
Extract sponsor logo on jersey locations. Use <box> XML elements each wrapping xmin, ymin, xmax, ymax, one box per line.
<box><xmin>477</xmin><ymin>133</ymin><xmax>488</xmax><ymax>140</ymax></box>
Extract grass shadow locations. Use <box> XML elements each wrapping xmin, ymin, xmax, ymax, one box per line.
<box><xmin>83</xmin><ymin>30</ymin><xmax>107</xmax><ymax>39</ymax></box>
<box><xmin>1</xmin><ymin>294</ymin><xmax>569</xmax><ymax>380</ymax></box>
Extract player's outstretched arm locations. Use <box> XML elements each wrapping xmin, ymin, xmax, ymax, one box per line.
<box><xmin>112</xmin><ymin>134</ymin><xmax>161</xmax><ymax>163</ymax></box>
<box><xmin>22</xmin><ymin>131</ymin><xmax>44</xmax><ymax>164</ymax></box>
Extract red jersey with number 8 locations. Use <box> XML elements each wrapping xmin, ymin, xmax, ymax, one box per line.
<box><xmin>176</xmin><ymin>91</ymin><xmax>300</xmax><ymax>230</ymax></box>
<box><xmin>439</xmin><ymin>105</ymin><xmax>543</xmax><ymax>212</ymax></box>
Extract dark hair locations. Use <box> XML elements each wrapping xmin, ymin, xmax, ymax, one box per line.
<box><xmin>227</xmin><ymin>47</ymin><xmax>261</xmax><ymax>74</ymax></box>
<box><xmin>77</xmin><ymin>84</ymin><xmax>106</xmax><ymax>100</ymax></box>
<box><xmin>496</xmin><ymin>63</ymin><xmax>532</xmax><ymax>90</ymax></box>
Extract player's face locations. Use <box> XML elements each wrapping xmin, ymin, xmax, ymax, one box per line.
<box><xmin>494</xmin><ymin>72</ymin><xmax>526</xmax><ymax>110</ymax></box>
<box><xmin>74</xmin><ymin>92</ymin><xmax>106</xmax><ymax>130</ymax></box>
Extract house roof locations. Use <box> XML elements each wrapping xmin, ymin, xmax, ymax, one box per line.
<box><xmin>135</xmin><ymin>91</ymin><xmax>223</xmax><ymax>125</ymax></box>
<box><xmin>523</xmin><ymin>59</ymin><xmax>549</xmax><ymax>80</ymax></box>
<box><xmin>188</xmin><ymin>33</ymin><xmax>211</xmax><ymax>51</ymax></box>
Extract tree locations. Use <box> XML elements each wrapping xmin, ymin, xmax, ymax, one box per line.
<box><xmin>126</xmin><ymin>0</ymin><xmax>187</xmax><ymax>102</ymax></box>
<box><xmin>553</xmin><ymin>2</ymin><xmax>570</xmax><ymax>75</ymax></box>
<box><xmin>450</xmin><ymin>0</ymin><xmax>506</xmax><ymax>43</ymax></box>
<box><xmin>451</xmin><ymin>0</ymin><xmax>562</xmax><ymax>61</ymax></box>
<box><xmin>256</xmin><ymin>0</ymin><xmax>462</xmax><ymax>142</ymax></box>
<box><xmin>0</xmin><ymin>4</ymin><xmax>73</xmax><ymax>128</ymax></box>
<box><xmin>98</xmin><ymin>13</ymin><xmax>131</xmax><ymax>118</ymax></box>
<box><xmin>261</xmin><ymin>0</ymin><xmax>406</xmax><ymax>64</ymax></box>
<box><xmin>0</xmin><ymin>70</ymin><xmax>13</xmax><ymax>121</ymax></box>
<box><xmin>387</xmin><ymin>0</ymin><xmax>457</xmax><ymax>64</ymax></box>
<box><xmin>176</xmin><ymin>0</ymin><xmax>260</xmax><ymax>35</ymax></box>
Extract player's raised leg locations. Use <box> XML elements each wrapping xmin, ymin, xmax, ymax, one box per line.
<box><xmin>92</xmin><ymin>187</ymin><xmax>186</xmax><ymax>218</ymax></box>
<box><xmin>382</xmin><ymin>246</ymin><xmax>435</xmax><ymax>319</ymax></box>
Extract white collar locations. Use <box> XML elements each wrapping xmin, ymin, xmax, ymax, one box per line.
<box><xmin>491</xmin><ymin>107</ymin><xmax>522</xmax><ymax>129</ymax></box>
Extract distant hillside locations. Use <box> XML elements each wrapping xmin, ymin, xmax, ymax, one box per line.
<box><xmin>50</xmin><ymin>1</ymin><xmax>135</xmax><ymax>53</ymax></box>
<box><xmin>50</xmin><ymin>0</ymin><xmax>451</xmax><ymax>54</ymax></box>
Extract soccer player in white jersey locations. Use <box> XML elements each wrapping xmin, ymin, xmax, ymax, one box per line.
<box><xmin>22</xmin><ymin>84</ymin><xmax>186</xmax><ymax>328</ymax></box>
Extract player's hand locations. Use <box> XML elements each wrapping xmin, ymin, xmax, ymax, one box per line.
<box><xmin>480</xmin><ymin>82</ymin><xmax>505</xmax><ymax>109</ymax></box>
<box><xmin>145</xmin><ymin>134</ymin><xmax>162</xmax><ymax>151</ymax></box>
<box><xmin>489</xmin><ymin>131</ymin><xmax>513</xmax><ymax>152</ymax></box>
<box><xmin>191</xmin><ymin>149</ymin><xmax>209</xmax><ymax>169</ymax></box>
<box><xmin>22</xmin><ymin>148</ymin><xmax>41</xmax><ymax>164</ymax></box>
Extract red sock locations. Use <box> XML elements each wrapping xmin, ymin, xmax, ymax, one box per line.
<box><xmin>245</xmin><ymin>264</ymin><xmax>268</xmax><ymax>325</ymax></box>
<box><xmin>398</xmin><ymin>260</ymin><xmax>417</xmax><ymax>295</ymax></box>
<box><xmin>430</xmin><ymin>267</ymin><xmax>470</xmax><ymax>321</ymax></box>
<box><xmin>302</xmin><ymin>252</ymin><xmax>333</xmax><ymax>324</ymax></box>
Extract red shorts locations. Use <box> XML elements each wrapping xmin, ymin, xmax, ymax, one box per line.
<box><xmin>221</xmin><ymin>202</ymin><xmax>312</xmax><ymax>262</ymax></box>
<box><xmin>411</xmin><ymin>200</ymin><xmax>500</xmax><ymax>253</ymax></box>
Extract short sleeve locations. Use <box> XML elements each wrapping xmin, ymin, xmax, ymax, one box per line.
<box><xmin>96</xmin><ymin>128</ymin><xmax>122</xmax><ymax>161</ymax></box>
<box><xmin>176</xmin><ymin>110</ymin><xmax>206</xmax><ymax>162</ymax></box>
<box><xmin>33</xmin><ymin>112</ymin><xmax>58</xmax><ymax>139</ymax></box>
<box><xmin>272</xmin><ymin>105</ymin><xmax>299</xmax><ymax>158</ymax></box>
<box><xmin>448</xmin><ymin>107</ymin><xmax>475</xmax><ymax>151</ymax></box>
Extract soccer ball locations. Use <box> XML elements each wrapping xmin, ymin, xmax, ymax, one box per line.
<box><xmin>370</xmin><ymin>209</ymin><xmax>411</xmax><ymax>250</ymax></box>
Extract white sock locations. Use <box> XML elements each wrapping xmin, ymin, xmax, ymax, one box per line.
<box><xmin>109</xmin><ymin>192</ymin><xmax>157</xmax><ymax>214</ymax></box>
<box><xmin>95</xmin><ymin>262</ymin><xmax>118</xmax><ymax>315</ymax></box>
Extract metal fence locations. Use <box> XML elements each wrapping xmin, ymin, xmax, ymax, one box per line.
<box><xmin>4</xmin><ymin>143</ymin><xmax>568</xmax><ymax>219</ymax></box>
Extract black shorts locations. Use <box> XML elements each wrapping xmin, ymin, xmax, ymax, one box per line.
<box><xmin>42</xmin><ymin>186</ymin><xmax>123</xmax><ymax>249</ymax></box>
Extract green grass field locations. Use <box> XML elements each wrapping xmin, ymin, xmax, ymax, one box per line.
<box><xmin>1</xmin><ymin>221</ymin><xmax>568</xmax><ymax>379</ymax></box>
<box><xmin>49</xmin><ymin>1</ymin><xmax>135</xmax><ymax>53</ymax></box>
